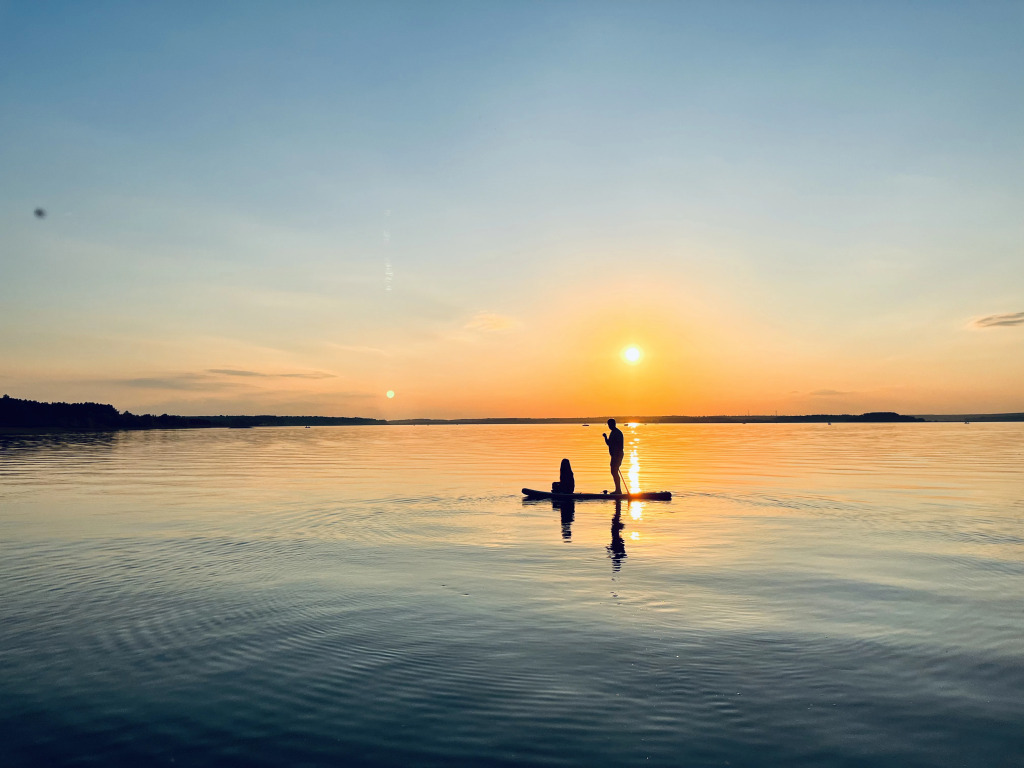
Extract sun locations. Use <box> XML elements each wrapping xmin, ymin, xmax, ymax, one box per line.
<box><xmin>623</xmin><ymin>346</ymin><xmax>643</xmax><ymax>364</ymax></box>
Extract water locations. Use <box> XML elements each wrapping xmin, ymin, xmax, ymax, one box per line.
<box><xmin>1</xmin><ymin>423</ymin><xmax>1022</xmax><ymax>767</ymax></box>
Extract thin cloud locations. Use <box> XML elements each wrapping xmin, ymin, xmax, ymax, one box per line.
<box><xmin>810</xmin><ymin>389</ymin><xmax>850</xmax><ymax>396</ymax></box>
<box><xmin>117</xmin><ymin>374</ymin><xmax>224</xmax><ymax>391</ymax></box>
<box><xmin>970</xmin><ymin>312</ymin><xmax>1024</xmax><ymax>329</ymax></box>
<box><xmin>208</xmin><ymin>369</ymin><xmax>263</xmax><ymax>377</ymax></box>
<box><xmin>464</xmin><ymin>312</ymin><xmax>521</xmax><ymax>332</ymax></box>
<box><xmin>111</xmin><ymin>370</ymin><xmax>335</xmax><ymax>390</ymax></box>
<box><xmin>208</xmin><ymin>369</ymin><xmax>336</xmax><ymax>379</ymax></box>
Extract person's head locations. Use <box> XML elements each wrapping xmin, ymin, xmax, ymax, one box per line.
<box><xmin>607</xmin><ymin>418</ymin><xmax>616</xmax><ymax>429</ymax></box>
<box><xmin>560</xmin><ymin>458</ymin><xmax>572</xmax><ymax>473</ymax></box>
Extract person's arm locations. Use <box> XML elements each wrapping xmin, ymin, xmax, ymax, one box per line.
<box><xmin>603</xmin><ymin>432</ymin><xmax>609</xmax><ymax>445</ymax></box>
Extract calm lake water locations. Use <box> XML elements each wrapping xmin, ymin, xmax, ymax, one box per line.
<box><xmin>1</xmin><ymin>423</ymin><xmax>1022</xmax><ymax>767</ymax></box>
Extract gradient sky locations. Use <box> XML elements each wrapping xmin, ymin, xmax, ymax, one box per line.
<box><xmin>2</xmin><ymin>1</ymin><xmax>1022</xmax><ymax>417</ymax></box>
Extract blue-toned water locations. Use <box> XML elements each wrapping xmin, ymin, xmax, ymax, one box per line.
<box><xmin>1</xmin><ymin>423</ymin><xmax>1022</xmax><ymax>767</ymax></box>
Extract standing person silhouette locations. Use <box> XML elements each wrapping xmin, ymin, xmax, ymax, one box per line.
<box><xmin>603</xmin><ymin>418</ymin><xmax>625</xmax><ymax>494</ymax></box>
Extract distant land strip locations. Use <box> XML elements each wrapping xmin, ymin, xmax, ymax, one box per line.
<box><xmin>3</xmin><ymin>394</ymin><xmax>1023</xmax><ymax>434</ymax></box>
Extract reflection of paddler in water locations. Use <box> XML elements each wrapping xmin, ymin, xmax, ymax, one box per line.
<box><xmin>603</xmin><ymin>419</ymin><xmax>625</xmax><ymax>494</ymax></box>
<box><xmin>553</xmin><ymin>499</ymin><xmax>575</xmax><ymax>541</ymax></box>
<box><xmin>549</xmin><ymin>459</ymin><xmax>576</xmax><ymax>540</ymax></box>
<box><xmin>607</xmin><ymin>499</ymin><xmax>626</xmax><ymax>571</ymax></box>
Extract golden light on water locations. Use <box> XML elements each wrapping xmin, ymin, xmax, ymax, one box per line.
<box><xmin>623</xmin><ymin>345</ymin><xmax>643</xmax><ymax>364</ymax></box>
<box><xmin>629</xmin><ymin>500</ymin><xmax>644</xmax><ymax>520</ymax></box>
<box><xmin>628</xmin><ymin>449</ymin><xmax>640</xmax><ymax>494</ymax></box>
<box><xmin>627</xmin><ymin>424</ymin><xmax>641</xmax><ymax>494</ymax></box>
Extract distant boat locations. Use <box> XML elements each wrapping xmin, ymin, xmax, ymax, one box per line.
<box><xmin>582</xmin><ymin>424</ymin><xmax>590</xmax><ymax>427</ymax></box>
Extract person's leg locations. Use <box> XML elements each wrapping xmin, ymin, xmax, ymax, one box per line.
<box><xmin>611</xmin><ymin>456</ymin><xmax>622</xmax><ymax>494</ymax></box>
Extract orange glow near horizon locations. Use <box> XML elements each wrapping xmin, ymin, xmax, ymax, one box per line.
<box><xmin>13</xmin><ymin>274</ymin><xmax>1021</xmax><ymax>419</ymax></box>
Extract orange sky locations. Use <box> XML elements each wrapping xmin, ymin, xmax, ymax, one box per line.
<box><xmin>2</xmin><ymin>4</ymin><xmax>1022</xmax><ymax>417</ymax></box>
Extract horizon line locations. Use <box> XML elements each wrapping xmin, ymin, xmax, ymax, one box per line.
<box><xmin>3</xmin><ymin>395</ymin><xmax>1024</xmax><ymax>424</ymax></box>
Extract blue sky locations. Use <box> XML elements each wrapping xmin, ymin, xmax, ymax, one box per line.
<box><xmin>2</xmin><ymin>1</ymin><xmax>1022</xmax><ymax>416</ymax></box>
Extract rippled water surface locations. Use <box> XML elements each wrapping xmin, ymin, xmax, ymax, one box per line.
<box><xmin>2</xmin><ymin>423</ymin><xmax>1022</xmax><ymax>767</ymax></box>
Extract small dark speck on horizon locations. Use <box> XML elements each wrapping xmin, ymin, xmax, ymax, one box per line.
<box><xmin>34</xmin><ymin>208</ymin><xmax>46</xmax><ymax>218</ymax></box>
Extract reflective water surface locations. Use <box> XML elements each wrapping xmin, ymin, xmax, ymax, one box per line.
<box><xmin>2</xmin><ymin>423</ymin><xmax>1022</xmax><ymax>767</ymax></box>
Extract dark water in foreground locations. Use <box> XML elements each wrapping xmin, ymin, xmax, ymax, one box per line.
<box><xmin>1</xmin><ymin>423</ymin><xmax>1022</xmax><ymax>767</ymax></box>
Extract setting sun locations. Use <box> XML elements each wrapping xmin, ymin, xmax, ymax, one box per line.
<box><xmin>623</xmin><ymin>346</ymin><xmax>643</xmax><ymax>364</ymax></box>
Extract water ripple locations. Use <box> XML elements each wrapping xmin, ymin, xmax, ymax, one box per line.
<box><xmin>2</xmin><ymin>424</ymin><xmax>1023</xmax><ymax>767</ymax></box>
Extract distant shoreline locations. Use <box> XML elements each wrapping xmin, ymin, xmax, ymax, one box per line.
<box><xmin>2</xmin><ymin>394</ymin><xmax>1022</xmax><ymax>434</ymax></box>
<box><xmin>386</xmin><ymin>413</ymin><xmax>1024</xmax><ymax>424</ymax></box>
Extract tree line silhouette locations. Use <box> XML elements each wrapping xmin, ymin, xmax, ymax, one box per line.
<box><xmin>0</xmin><ymin>395</ymin><xmax>383</xmax><ymax>431</ymax></box>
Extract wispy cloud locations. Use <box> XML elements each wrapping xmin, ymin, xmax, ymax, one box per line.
<box><xmin>117</xmin><ymin>374</ymin><xmax>225</xmax><ymax>391</ymax></box>
<box><xmin>111</xmin><ymin>369</ymin><xmax>335</xmax><ymax>390</ymax></box>
<box><xmin>208</xmin><ymin>369</ymin><xmax>263</xmax><ymax>378</ymax></box>
<box><xmin>970</xmin><ymin>312</ymin><xmax>1024</xmax><ymax>329</ymax></box>
<box><xmin>464</xmin><ymin>312</ymin><xmax>521</xmax><ymax>332</ymax></box>
<box><xmin>207</xmin><ymin>369</ymin><xmax>336</xmax><ymax>379</ymax></box>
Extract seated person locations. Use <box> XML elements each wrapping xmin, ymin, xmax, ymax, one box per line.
<box><xmin>551</xmin><ymin>458</ymin><xmax>575</xmax><ymax>494</ymax></box>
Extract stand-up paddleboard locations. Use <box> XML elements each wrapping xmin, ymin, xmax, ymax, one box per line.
<box><xmin>522</xmin><ymin>488</ymin><xmax>672</xmax><ymax>501</ymax></box>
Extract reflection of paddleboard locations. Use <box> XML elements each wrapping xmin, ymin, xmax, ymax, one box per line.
<box><xmin>522</xmin><ymin>488</ymin><xmax>671</xmax><ymax>501</ymax></box>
